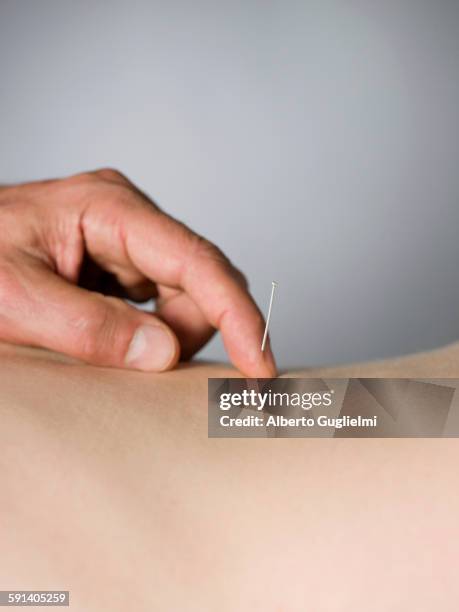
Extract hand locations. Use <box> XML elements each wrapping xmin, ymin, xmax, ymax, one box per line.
<box><xmin>0</xmin><ymin>169</ymin><xmax>276</xmax><ymax>376</ymax></box>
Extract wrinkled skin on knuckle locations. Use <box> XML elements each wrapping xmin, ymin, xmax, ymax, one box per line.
<box><xmin>0</xmin><ymin>265</ymin><xmax>21</xmax><ymax>312</ymax></box>
<box><xmin>72</xmin><ymin>296</ymin><xmax>134</xmax><ymax>365</ymax></box>
<box><xmin>0</xmin><ymin>261</ymin><xmax>37</xmax><ymax>340</ymax></box>
<box><xmin>80</xmin><ymin>185</ymin><xmax>143</xmax><ymax>258</ymax></box>
<box><xmin>84</xmin><ymin>177</ymin><xmax>155</xmax><ymax>221</ymax></box>
<box><xmin>191</xmin><ymin>235</ymin><xmax>248</xmax><ymax>288</ymax></box>
<box><xmin>70</xmin><ymin>299</ymin><xmax>117</xmax><ymax>364</ymax></box>
<box><xmin>57</xmin><ymin>171</ymin><xmax>131</xmax><ymax>210</ymax></box>
<box><xmin>0</xmin><ymin>208</ymin><xmax>18</xmax><ymax>249</ymax></box>
<box><xmin>0</xmin><ymin>183</ymin><xmax>83</xmax><ymax>277</ymax></box>
<box><xmin>191</xmin><ymin>236</ymin><xmax>230</xmax><ymax>268</ymax></box>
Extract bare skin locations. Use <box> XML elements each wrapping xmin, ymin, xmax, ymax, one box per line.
<box><xmin>0</xmin><ymin>170</ymin><xmax>275</xmax><ymax>377</ymax></box>
<box><xmin>0</xmin><ymin>341</ymin><xmax>458</xmax><ymax>611</ymax></box>
<box><xmin>295</xmin><ymin>338</ymin><xmax>459</xmax><ymax>377</ymax></box>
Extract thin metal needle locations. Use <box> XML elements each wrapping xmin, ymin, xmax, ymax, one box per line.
<box><xmin>261</xmin><ymin>281</ymin><xmax>277</xmax><ymax>351</ymax></box>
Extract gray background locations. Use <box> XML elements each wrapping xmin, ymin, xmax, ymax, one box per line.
<box><xmin>1</xmin><ymin>0</ymin><xmax>458</xmax><ymax>369</ymax></box>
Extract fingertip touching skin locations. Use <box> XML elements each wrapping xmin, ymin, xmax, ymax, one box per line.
<box><xmin>0</xmin><ymin>169</ymin><xmax>276</xmax><ymax>376</ymax></box>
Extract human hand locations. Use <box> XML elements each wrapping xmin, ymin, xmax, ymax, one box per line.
<box><xmin>0</xmin><ymin>169</ymin><xmax>276</xmax><ymax>376</ymax></box>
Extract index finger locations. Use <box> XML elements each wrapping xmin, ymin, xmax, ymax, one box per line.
<box><xmin>83</xmin><ymin>195</ymin><xmax>277</xmax><ymax>377</ymax></box>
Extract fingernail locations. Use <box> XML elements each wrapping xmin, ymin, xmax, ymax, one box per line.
<box><xmin>125</xmin><ymin>325</ymin><xmax>175</xmax><ymax>371</ymax></box>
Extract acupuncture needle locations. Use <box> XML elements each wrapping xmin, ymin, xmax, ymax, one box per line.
<box><xmin>261</xmin><ymin>281</ymin><xmax>277</xmax><ymax>352</ymax></box>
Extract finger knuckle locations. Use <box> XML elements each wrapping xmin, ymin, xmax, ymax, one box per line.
<box><xmin>188</xmin><ymin>235</ymin><xmax>248</xmax><ymax>287</ymax></box>
<box><xmin>0</xmin><ymin>266</ymin><xmax>21</xmax><ymax>308</ymax></box>
<box><xmin>191</xmin><ymin>235</ymin><xmax>229</xmax><ymax>267</ymax></box>
<box><xmin>234</xmin><ymin>266</ymin><xmax>249</xmax><ymax>290</ymax></box>
<box><xmin>66</xmin><ymin>169</ymin><xmax>130</xmax><ymax>189</ymax></box>
<box><xmin>94</xmin><ymin>167</ymin><xmax>129</xmax><ymax>184</ymax></box>
<box><xmin>72</xmin><ymin>300</ymin><xmax>118</xmax><ymax>363</ymax></box>
<box><xmin>0</xmin><ymin>264</ymin><xmax>31</xmax><ymax>338</ymax></box>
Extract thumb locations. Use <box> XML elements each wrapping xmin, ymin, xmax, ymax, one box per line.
<box><xmin>1</xmin><ymin>264</ymin><xmax>180</xmax><ymax>371</ymax></box>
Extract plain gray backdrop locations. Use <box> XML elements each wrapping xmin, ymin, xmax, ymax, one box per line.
<box><xmin>1</xmin><ymin>0</ymin><xmax>458</xmax><ymax>368</ymax></box>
